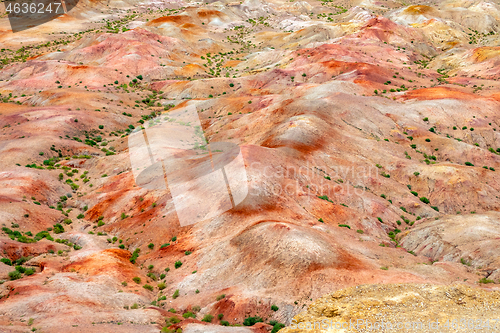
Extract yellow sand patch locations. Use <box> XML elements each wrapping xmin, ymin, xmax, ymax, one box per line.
<box><xmin>0</xmin><ymin>103</ymin><xmax>27</xmax><ymax>115</ymax></box>
<box><xmin>404</xmin><ymin>5</ymin><xmax>434</xmax><ymax>15</ymax></box>
<box><xmin>472</xmin><ymin>47</ymin><xmax>500</xmax><ymax>63</ymax></box>
<box><xmin>174</xmin><ymin>63</ymin><xmax>205</xmax><ymax>76</ymax></box>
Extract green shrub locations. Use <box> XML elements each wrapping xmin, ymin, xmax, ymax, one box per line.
<box><xmin>216</xmin><ymin>294</ymin><xmax>225</xmax><ymax>301</ymax></box>
<box><xmin>158</xmin><ymin>282</ymin><xmax>166</xmax><ymax>290</ymax></box>
<box><xmin>171</xmin><ymin>236</ymin><xmax>177</xmax><ymax>242</ymax></box>
<box><xmin>53</xmin><ymin>223</ymin><xmax>65</xmax><ymax>234</ymax></box>
<box><xmin>143</xmin><ymin>284</ymin><xmax>154</xmax><ymax>291</ymax></box>
<box><xmin>172</xmin><ymin>289</ymin><xmax>180</xmax><ymax>299</ymax></box>
<box><xmin>168</xmin><ymin>308</ymin><xmax>176</xmax><ymax>313</ymax></box>
<box><xmin>271</xmin><ymin>304</ymin><xmax>279</xmax><ymax>311</ymax></box>
<box><xmin>132</xmin><ymin>277</ymin><xmax>141</xmax><ymax>284</ymax></box>
<box><xmin>148</xmin><ymin>243</ymin><xmax>154</xmax><ymax>249</ymax></box>
<box><xmin>174</xmin><ymin>261</ymin><xmax>182</xmax><ymax>269</ymax></box>
<box><xmin>271</xmin><ymin>322</ymin><xmax>285</xmax><ymax>333</ymax></box>
<box><xmin>1</xmin><ymin>258</ymin><xmax>12</xmax><ymax>266</ymax></box>
<box><xmin>131</xmin><ymin>303</ymin><xmax>139</xmax><ymax>309</ymax></box>
<box><xmin>221</xmin><ymin>320</ymin><xmax>230</xmax><ymax>326</ymax></box>
<box><xmin>479</xmin><ymin>278</ymin><xmax>495</xmax><ymax>284</ymax></box>
<box><xmin>25</xmin><ymin>268</ymin><xmax>35</xmax><ymax>275</ymax></box>
<box><xmin>243</xmin><ymin>316</ymin><xmax>263</xmax><ymax>326</ymax></box>
<box><xmin>420</xmin><ymin>197</ymin><xmax>430</xmax><ymax>204</ymax></box>
<box><xmin>202</xmin><ymin>314</ymin><xmax>213</xmax><ymax>322</ymax></box>
<box><xmin>130</xmin><ymin>248</ymin><xmax>140</xmax><ymax>264</ymax></box>
<box><xmin>170</xmin><ymin>317</ymin><xmax>180</xmax><ymax>323</ymax></box>
<box><xmin>148</xmin><ymin>264</ymin><xmax>154</xmax><ymax>270</ymax></box>
<box><xmin>99</xmin><ymin>125</ymin><xmax>104</xmax><ymax>129</ymax></box>
<box><xmin>465</xmin><ymin>162</ymin><xmax>474</xmax><ymax>166</ymax></box>
<box><xmin>63</xmin><ymin>218</ymin><xmax>72</xmax><ymax>225</ymax></box>
<box><xmin>9</xmin><ymin>270</ymin><xmax>22</xmax><ymax>280</ymax></box>
<box><xmin>77</xmin><ymin>214</ymin><xmax>84</xmax><ymax>219</ymax></box>
<box><xmin>218</xmin><ymin>314</ymin><xmax>224</xmax><ymax>320</ymax></box>
<box><xmin>185</xmin><ymin>251</ymin><xmax>192</xmax><ymax>255</ymax></box>
<box><xmin>183</xmin><ymin>312</ymin><xmax>195</xmax><ymax>319</ymax></box>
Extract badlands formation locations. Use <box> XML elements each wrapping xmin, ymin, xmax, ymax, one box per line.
<box><xmin>0</xmin><ymin>0</ymin><xmax>500</xmax><ymax>331</ymax></box>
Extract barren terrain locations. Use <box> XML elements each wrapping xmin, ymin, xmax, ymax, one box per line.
<box><xmin>0</xmin><ymin>0</ymin><xmax>500</xmax><ymax>332</ymax></box>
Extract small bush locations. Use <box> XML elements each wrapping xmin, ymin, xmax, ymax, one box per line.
<box><xmin>243</xmin><ymin>316</ymin><xmax>263</xmax><ymax>326</ymax></box>
<box><xmin>202</xmin><ymin>314</ymin><xmax>214</xmax><ymax>322</ymax></box>
<box><xmin>53</xmin><ymin>223</ymin><xmax>65</xmax><ymax>234</ymax></box>
<box><xmin>130</xmin><ymin>248</ymin><xmax>140</xmax><ymax>264</ymax></box>
<box><xmin>271</xmin><ymin>304</ymin><xmax>279</xmax><ymax>311</ymax></box>
<box><xmin>218</xmin><ymin>314</ymin><xmax>224</xmax><ymax>320</ymax></box>
<box><xmin>131</xmin><ymin>303</ymin><xmax>139</xmax><ymax>309</ymax></box>
<box><xmin>143</xmin><ymin>284</ymin><xmax>154</xmax><ymax>291</ymax></box>
<box><xmin>172</xmin><ymin>289</ymin><xmax>180</xmax><ymax>299</ymax></box>
<box><xmin>220</xmin><ymin>320</ymin><xmax>230</xmax><ymax>326</ymax></box>
<box><xmin>182</xmin><ymin>312</ymin><xmax>195</xmax><ymax>319</ymax></box>
<box><xmin>148</xmin><ymin>243</ymin><xmax>154</xmax><ymax>249</ymax></box>
<box><xmin>420</xmin><ymin>197</ymin><xmax>430</xmax><ymax>204</ymax></box>
<box><xmin>132</xmin><ymin>277</ymin><xmax>141</xmax><ymax>284</ymax></box>
<box><xmin>158</xmin><ymin>282</ymin><xmax>166</xmax><ymax>290</ymax></box>
<box><xmin>185</xmin><ymin>251</ymin><xmax>192</xmax><ymax>255</ymax></box>
<box><xmin>216</xmin><ymin>294</ymin><xmax>225</xmax><ymax>301</ymax></box>
<box><xmin>8</xmin><ymin>270</ymin><xmax>22</xmax><ymax>280</ymax></box>
<box><xmin>271</xmin><ymin>322</ymin><xmax>285</xmax><ymax>333</ymax></box>
<box><xmin>1</xmin><ymin>258</ymin><xmax>12</xmax><ymax>266</ymax></box>
<box><xmin>25</xmin><ymin>268</ymin><xmax>35</xmax><ymax>276</ymax></box>
<box><xmin>174</xmin><ymin>261</ymin><xmax>182</xmax><ymax>269</ymax></box>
